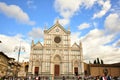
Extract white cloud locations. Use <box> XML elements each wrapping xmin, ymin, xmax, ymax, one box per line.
<box><xmin>27</xmin><ymin>0</ymin><xmax>36</xmax><ymax>9</ymax></box>
<box><xmin>0</xmin><ymin>34</ymin><xmax>30</xmax><ymax>62</ymax></box>
<box><xmin>81</xmin><ymin>29</ymin><xmax>114</xmax><ymax>46</ymax></box>
<box><xmin>71</xmin><ymin>28</ymin><xmax>120</xmax><ymax>64</ymax></box>
<box><xmin>54</xmin><ymin>0</ymin><xmax>97</xmax><ymax>19</ymax></box>
<box><xmin>78</xmin><ymin>23</ymin><xmax>90</xmax><ymax>30</ymax></box>
<box><xmin>83</xmin><ymin>0</ymin><xmax>97</xmax><ymax>9</ymax></box>
<box><xmin>59</xmin><ymin>18</ymin><xmax>70</xmax><ymax>26</ymax></box>
<box><xmin>97</xmin><ymin>0</ymin><xmax>104</xmax><ymax>5</ymax></box>
<box><xmin>71</xmin><ymin>32</ymin><xmax>81</xmax><ymax>45</ymax></box>
<box><xmin>54</xmin><ymin>0</ymin><xmax>82</xmax><ymax>26</ymax></box>
<box><xmin>105</xmin><ymin>13</ymin><xmax>120</xmax><ymax>34</ymax></box>
<box><xmin>93</xmin><ymin>0</ymin><xmax>111</xmax><ymax>19</ymax></box>
<box><xmin>113</xmin><ymin>39</ymin><xmax>120</xmax><ymax>47</ymax></box>
<box><xmin>0</xmin><ymin>2</ymin><xmax>35</xmax><ymax>25</ymax></box>
<box><xmin>54</xmin><ymin>0</ymin><xmax>111</xmax><ymax>25</ymax></box>
<box><xmin>54</xmin><ymin>0</ymin><xmax>82</xmax><ymax>19</ymax></box>
<box><xmin>28</xmin><ymin>27</ymin><xmax>43</xmax><ymax>39</ymax></box>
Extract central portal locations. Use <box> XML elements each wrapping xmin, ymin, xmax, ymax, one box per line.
<box><xmin>74</xmin><ymin>67</ymin><xmax>78</xmax><ymax>76</ymax></box>
<box><xmin>53</xmin><ymin>55</ymin><xmax>61</xmax><ymax>76</ymax></box>
<box><xmin>54</xmin><ymin>65</ymin><xmax>60</xmax><ymax>76</ymax></box>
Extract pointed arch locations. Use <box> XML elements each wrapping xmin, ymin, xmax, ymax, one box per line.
<box><xmin>53</xmin><ymin>54</ymin><xmax>62</xmax><ymax>64</ymax></box>
<box><xmin>74</xmin><ymin>60</ymin><xmax>79</xmax><ymax>67</ymax></box>
<box><xmin>72</xmin><ymin>59</ymin><xmax>79</xmax><ymax>76</ymax></box>
<box><xmin>51</xmin><ymin>53</ymin><xmax>63</xmax><ymax>62</ymax></box>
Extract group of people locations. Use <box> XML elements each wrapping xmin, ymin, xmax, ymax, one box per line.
<box><xmin>85</xmin><ymin>69</ymin><xmax>111</xmax><ymax>80</ymax></box>
<box><xmin>0</xmin><ymin>68</ymin><xmax>112</xmax><ymax>80</ymax></box>
<box><xmin>100</xmin><ymin>69</ymin><xmax>111</xmax><ymax>80</ymax></box>
<box><xmin>62</xmin><ymin>69</ymin><xmax>111</xmax><ymax>80</ymax></box>
<box><xmin>34</xmin><ymin>69</ymin><xmax>111</xmax><ymax>80</ymax></box>
<box><xmin>94</xmin><ymin>69</ymin><xmax>111</xmax><ymax>80</ymax></box>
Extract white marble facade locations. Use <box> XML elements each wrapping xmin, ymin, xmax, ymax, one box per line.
<box><xmin>28</xmin><ymin>20</ymin><xmax>84</xmax><ymax>77</ymax></box>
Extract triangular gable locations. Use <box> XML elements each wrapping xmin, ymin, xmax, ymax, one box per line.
<box><xmin>33</xmin><ymin>41</ymin><xmax>43</xmax><ymax>49</ymax></box>
<box><xmin>45</xmin><ymin>21</ymin><xmax>69</xmax><ymax>34</ymax></box>
<box><xmin>71</xmin><ymin>43</ymin><xmax>80</xmax><ymax>50</ymax></box>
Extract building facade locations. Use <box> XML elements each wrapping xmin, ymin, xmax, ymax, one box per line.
<box><xmin>18</xmin><ymin>62</ymin><xmax>29</xmax><ymax>77</ymax></box>
<box><xmin>0</xmin><ymin>52</ymin><xmax>16</xmax><ymax>77</ymax></box>
<box><xmin>28</xmin><ymin>21</ymin><xmax>84</xmax><ymax>77</ymax></box>
<box><xmin>0</xmin><ymin>52</ymin><xmax>10</xmax><ymax>77</ymax></box>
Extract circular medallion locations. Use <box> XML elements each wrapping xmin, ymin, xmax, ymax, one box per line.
<box><xmin>56</xmin><ymin>28</ymin><xmax>59</xmax><ymax>32</ymax></box>
<box><xmin>54</xmin><ymin>36</ymin><xmax>61</xmax><ymax>43</ymax></box>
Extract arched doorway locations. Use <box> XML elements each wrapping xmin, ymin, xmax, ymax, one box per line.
<box><xmin>74</xmin><ymin>67</ymin><xmax>78</xmax><ymax>76</ymax></box>
<box><xmin>74</xmin><ymin>61</ymin><xmax>78</xmax><ymax>76</ymax></box>
<box><xmin>34</xmin><ymin>67</ymin><xmax>39</xmax><ymax>76</ymax></box>
<box><xmin>54</xmin><ymin>64</ymin><xmax>60</xmax><ymax>76</ymax></box>
<box><xmin>53</xmin><ymin>55</ymin><xmax>61</xmax><ymax>76</ymax></box>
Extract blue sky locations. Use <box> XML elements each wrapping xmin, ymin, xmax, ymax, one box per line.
<box><xmin>0</xmin><ymin>0</ymin><xmax>120</xmax><ymax>63</ymax></box>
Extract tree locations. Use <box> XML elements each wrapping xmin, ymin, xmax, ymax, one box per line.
<box><xmin>93</xmin><ymin>58</ymin><xmax>104</xmax><ymax>64</ymax></box>
<box><xmin>94</xmin><ymin>60</ymin><xmax>97</xmax><ymax>64</ymax></box>
<box><xmin>101</xmin><ymin>59</ymin><xmax>104</xmax><ymax>64</ymax></box>
<box><xmin>97</xmin><ymin>58</ymin><xmax>100</xmax><ymax>64</ymax></box>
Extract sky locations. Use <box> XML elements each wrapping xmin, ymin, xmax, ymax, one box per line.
<box><xmin>0</xmin><ymin>0</ymin><xmax>120</xmax><ymax>64</ymax></box>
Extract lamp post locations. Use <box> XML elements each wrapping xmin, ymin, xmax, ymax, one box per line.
<box><xmin>14</xmin><ymin>41</ymin><xmax>25</xmax><ymax>62</ymax></box>
<box><xmin>14</xmin><ymin>41</ymin><xmax>25</xmax><ymax>77</ymax></box>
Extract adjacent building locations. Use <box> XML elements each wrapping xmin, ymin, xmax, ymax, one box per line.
<box><xmin>0</xmin><ymin>51</ymin><xmax>25</xmax><ymax>78</ymax></box>
<box><xmin>28</xmin><ymin>20</ymin><xmax>84</xmax><ymax>78</ymax></box>
<box><xmin>18</xmin><ymin>62</ymin><xmax>29</xmax><ymax>77</ymax></box>
<box><xmin>0</xmin><ymin>52</ymin><xmax>10</xmax><ymax>77</ymax></box>
<box><xmin>84</xmin><ymin>62</ymin><xmax>120</xmax><ymax>77</ymax></box>
<box><xmin>0</xmin><ymin>52</ymin><xmax>17</xmax><ymax>77</ymax></box>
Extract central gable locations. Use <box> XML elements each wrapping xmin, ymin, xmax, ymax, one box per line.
<box><xmin>45</xmin><ymin>21</ymin><xmax>69</xmax><ymax>35</ymax></box>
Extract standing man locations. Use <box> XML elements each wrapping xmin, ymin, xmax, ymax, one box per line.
<box><xmin>100</xmin><ymin>69</ymin><xmax>111</xmax><ymax>80</ymax></box>
<box><xmin>63</xmin><ymin>76</ymin><xmax>65</xmax><ymax>80</ymax></box>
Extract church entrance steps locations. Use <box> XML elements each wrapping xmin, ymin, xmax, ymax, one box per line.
<box><xmin>54</xmin><ymin>76</ymin><xmax>82</xmax><ymax>80</ymax></box>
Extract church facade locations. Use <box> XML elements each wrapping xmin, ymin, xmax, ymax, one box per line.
<box><xmin>28</xmin><ymin>21</ymin><xmax>84</xmax><ymax>77</ymax></box>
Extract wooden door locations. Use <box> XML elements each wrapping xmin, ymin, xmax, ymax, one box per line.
<box><xmin>74</xmin><ymin>67</ymin><xmax>78</xmax><ymax>76</ymax></box>
<box><xmin>34</xmin><ymin>67</ymin><xmax>39</xmax><ymax>76</ymax></box>
<box><xmin>54</xmin><ymin>65</ymin><xmax>60</xmax><ymax>76</ymax></box>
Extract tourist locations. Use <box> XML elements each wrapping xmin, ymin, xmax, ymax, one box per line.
<box><xmin>100</xmin><ymin>69</ymin><xmax>111</xmax><ymax>80</ymax></box>
<box><xmin>63</xmin><ymin>76</ymin><xmax>65</xmax><ymax>80</ymax></box>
